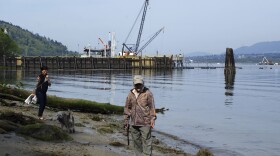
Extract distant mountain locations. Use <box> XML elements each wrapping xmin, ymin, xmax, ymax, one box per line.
<box><xmin>234</xmin><ymin>41</ymin><xmax>280</xmax><ymax>54</ymax></box>
<box><xmin>0</xmin><ymin>20</ymin><xmax>78</xmax><ymax>56</ymax></box>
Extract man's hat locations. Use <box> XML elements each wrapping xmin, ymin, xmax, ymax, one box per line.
<box><xmin>133</xmin><ymin>75</ymin><xmax>144</xmax><ymax>85</ymax></box>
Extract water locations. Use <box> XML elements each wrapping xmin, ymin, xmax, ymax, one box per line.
<box><xmin>1</xmin><ymin>64</ymin><xmax>280</xmax><ymax>156</ymax></box>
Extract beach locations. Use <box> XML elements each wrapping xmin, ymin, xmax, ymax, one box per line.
<box><xmin>0</xmin><ymin>99</ymin><xmax>201</xmax><ymax>156</ymax></box>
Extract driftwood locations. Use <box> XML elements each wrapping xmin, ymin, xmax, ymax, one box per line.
<box><xmin>155</xmin><ymin>107</ymin><xmax>169</xmax><ymax>114</ymax></box>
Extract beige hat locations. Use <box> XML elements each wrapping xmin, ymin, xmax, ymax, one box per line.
<box><xmin>133</xmin><ymin>75</ymin><xmax>144</xmax><ymax>85</ymax></box>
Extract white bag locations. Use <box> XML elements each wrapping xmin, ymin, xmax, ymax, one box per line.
<box><xmin>24</xmin><ymin>94</ymin><xmax>34</xmax><ymax>105</ymax></box>
<box><xmin>31</xmin><ymin>95</ymin><xmax>37</xmax><ymax>104</ymax></box>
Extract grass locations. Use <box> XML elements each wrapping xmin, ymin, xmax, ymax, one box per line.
<box><xmin>0</xmin><ymin>83</ymin><xmax>166</xmax><ymax>114</ymax></box>
<box><xmin>47</xmin><ymin>95</ymin><xmax>123</xmax><ymax>114</ymax></box>
<box><xmin>0</xmin><ymin>85</ymin><xmax>124</xmax><ymax>114</ymax></box>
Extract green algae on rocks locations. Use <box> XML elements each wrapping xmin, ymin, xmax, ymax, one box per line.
<box><xmin>16</xmin><ymin>123</ymin><xmax>72</xmax><ymax>141</ymax></box>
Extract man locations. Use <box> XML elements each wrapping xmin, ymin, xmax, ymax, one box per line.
<box><xmin>33</xmin><ymin>66</ymin><xmax>51</xmax><ymax>120</ymax></box>
<box><xmin>124</xmin><ymin>75</ymin><xmax>156</xmax><ymax>156</ymax></box>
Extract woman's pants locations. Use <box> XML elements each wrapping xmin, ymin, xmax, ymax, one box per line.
<box><xmin>36</xmin><ymin>92</ymin><xmax>47</xmax><ymax>117</ymax></box>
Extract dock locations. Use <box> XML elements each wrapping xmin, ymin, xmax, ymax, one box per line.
<box><xmin>0</xmin><ymin>56</ymin><xmax>174</xmax><ymax>70</ymax></box>
<box><xmin>1</xmin><ymin>51</ymin><xmax>242</xmax><ymax>70</ymax></box>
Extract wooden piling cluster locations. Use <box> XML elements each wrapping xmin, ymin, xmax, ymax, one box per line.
<box><xmin>224</xmin><ymin>48</ymin><xmax>236</xmax><ymax>93</ymax></box>
<box><xmin>0</xmin><ymin>57</ymin><xmax>21</xmax><ymax>69</ymax></box>
<box><xmin>1</xmin><ymin>56</ymin><xmax>173</xmax><ymax>70</ymax></box>
<box><xmin>224</xmin><ymin>48</ymin><xmax>236</xmax><ymax>74</ymax></box>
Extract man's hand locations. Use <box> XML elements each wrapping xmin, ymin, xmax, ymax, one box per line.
<box><xmin>123</xmin><ymin>123</ymin><xmax>128</xmax><ymax>129</ymax></box>
<box><xmin>123</xmin><ymin>124</ymin><xmax>129</xmax><ymax>136</ymax></box>
<box><xmin>151</xmin><ymin>119</ymin><xmax>155</xmax><ymax>128</ymax></box>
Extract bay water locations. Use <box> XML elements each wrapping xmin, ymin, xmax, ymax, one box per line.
<box><xmin>1</xmin><ymin>64</ymin><xmax>280</xmax><ymax>156</ymax></box>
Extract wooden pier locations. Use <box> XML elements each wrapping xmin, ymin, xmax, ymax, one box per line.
<box><xmin>0</xmin><ymin>56</ymin><xmax>174</xmax><ymax>70</ymax></box>
<box><xmin>1</xmin><ymin>50</ymin><xmax>242</xmax><ymax>70</ymax></box>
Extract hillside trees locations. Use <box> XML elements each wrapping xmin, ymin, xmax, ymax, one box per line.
<box><xmin>0</xmin><ymin>28</ymin><xmax>20</xmax><ymax>58</ymax></box>
<box><xmin>0</xmin><ymin>20</ymin><xmax>78</xmax><ymax>56</ymax></box>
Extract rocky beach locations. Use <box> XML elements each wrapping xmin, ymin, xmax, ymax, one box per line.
<box><xmin>0</xmin><ymin>95</ymin><xmax>212</xmax><ymax>156</ymax></box>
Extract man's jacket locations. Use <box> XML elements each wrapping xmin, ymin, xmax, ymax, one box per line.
<box><xmin>124</xmin><ymin>87</ymin><xmax>156</xmax><ymax>126</ymax></box>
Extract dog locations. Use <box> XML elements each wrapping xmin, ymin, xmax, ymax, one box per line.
<box><xmin>57</xmin><ymin>110</ymin><xmax>75</xmax><ymax>133</ymax></box>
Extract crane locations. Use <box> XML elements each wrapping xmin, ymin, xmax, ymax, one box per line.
<box><xmin>137</xmin><ymin>27</ymin><xmax>164</xmax><ymax>55</ymax></box>
<box><xmin>98</xmin><ymin>38</ymin><xmax>108</xmax><ymax>49</ymax></box>
<box><xmin>122</xmin><ymin>0</ymin><xmax>149</xmax><ymax>55</ymax></box>
<box><xmin>135</xmin><ymin>0</ymin><xmax>149</xmax><ymax>53</ymax></box>
<box><xmin>98</xmin><ymin>38</ymin><xmax>110</xmax><ymax>57</ymax></box>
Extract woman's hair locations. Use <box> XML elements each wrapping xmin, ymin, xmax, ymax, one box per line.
<box><xmin>40</xmin><ymin>66</ymin><xmax>48</xmax><ymax>71</ymax></box>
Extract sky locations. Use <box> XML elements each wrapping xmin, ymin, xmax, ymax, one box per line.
<box><xmin>1</xmin><ymin>0</ymin><xmax>280</xmax><ymax>55</ymax></box>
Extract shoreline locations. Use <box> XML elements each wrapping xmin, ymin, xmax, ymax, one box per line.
<box><xmin>0</xmin><ymin>99</ymin><xmax>207</xmax><ymax>156</ymax></box>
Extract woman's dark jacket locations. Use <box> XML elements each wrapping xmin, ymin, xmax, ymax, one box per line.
<box><xmin>35</xmin><ymin>74</ymin><xmax>50</xmax><ymax>94</ymax></box>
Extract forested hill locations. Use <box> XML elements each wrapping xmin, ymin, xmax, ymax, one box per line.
<box><xmin>0</xmin><ymin>20</ymin><xmax>78</xmax><ymax>56</ymax></box>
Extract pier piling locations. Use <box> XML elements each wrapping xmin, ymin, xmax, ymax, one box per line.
<box><xmin>224</xmin><ymin>48</ymin><xmax>236</xmax><ymax>74</ymax></box>
<box><xmin>224</xmin><ymin>48</ymin><xmax>236</xmax><ymax>96</ymax></box>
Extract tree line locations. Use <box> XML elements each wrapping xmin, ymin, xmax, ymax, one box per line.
<box><xmin>0</xmin><ymin>27</ymin><xmax>20</xmax><ymax>58</ymax></box>
<box><xmin>0</xmin><ymin>20</ymin><xmax>78</xmax><ymax>58</ymax></box>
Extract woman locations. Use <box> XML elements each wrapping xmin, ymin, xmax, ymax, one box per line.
<box><xmin>33</xmin><ymin>66</ymin><xmax>51</xmax><ymax>120</ymax></box>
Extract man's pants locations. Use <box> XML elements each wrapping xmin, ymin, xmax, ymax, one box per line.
<box><xmin>131</xmin><ymin>126</ymin><xmax>152</xmax><ymax>156</ymax></box>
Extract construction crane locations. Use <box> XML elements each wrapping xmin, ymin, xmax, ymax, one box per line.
<box><xmin>122</xmin><ymin>0</ymin><xmax>149</xmax><ymax>55</ymax></box>
<box><xmin>98</xmin><ymin>38</ymin><xmax>110</xmax><ymax>57</ymax></box>
<box><xmin>137</xmin><ymin>27</ymin><xmax>164</xmax><ymax>55</ymax></box>
<box><xmin>135</xmin><ymin>0</ymin><xmax>149</xmax><ymax>53</ymax></box>
<box><xmin>98</xmin><ymin>38</ymin><xmax>108</xmax><ymax>49</ymax></box>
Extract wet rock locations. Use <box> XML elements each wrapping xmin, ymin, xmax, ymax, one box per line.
<box><xmin>78</xmin><ymin>141</ymin><xmax>90</xmax><ymax>145</ymax></box>
<box><xmin>196</xmin><ymin>148</ymin><xmax>213</xmax><ymax>156</ymax></box>
<box><xmin>91</xmin><ymin>115</ymin><xmax>102</xmax><ymax>121</ymax></box>
<box><xmin>0</xmin><ymin>111</ymin><xmax>38</xmax><ymax>125</ymax></box>
<box><xmin>16</xmin><ymin>123</ymin><xmax>72</xmax><ymax>142</ymax></box>
<box><xmin>0</xmin><ymin>127</ymin><xmax>7</xmax><ymax>134</ymax></box>
<box><xmin>152</xmin><ymin>137</ymin><xmax>160</xmax><ymax>145</ymax></box>
<box><xmin>0</xmin><ymin>120</ymin><xmax>20</xmax><ymax>132</ymax></box>
<box><xmin>109</xmin><ymin>141</ymin><xmax>125</xmax><ymax>147</ymax></box>
<box><xmin>153</xmin><ymin>145</ymin><xmax>187</xmax><ymax>155</ymax></box>
<box><xmin>2</xmin><ymin>100</ymin><xmax>17</xmax><ymax>106</ymax></box>
<box><xmin>97</xmin><ymin>126</ymin><xmax>114</xmax><ymax>134</ymax></box>
<box><xmin>75</xmin><ymin>123</ymin><xmax>85</xmax><ymax>127</ymax></box>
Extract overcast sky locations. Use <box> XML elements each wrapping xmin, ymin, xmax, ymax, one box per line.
<box><xmin>1</xmin><ymin>0</ymin><xmax>280</xmax><ymax>55</ymax></box>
